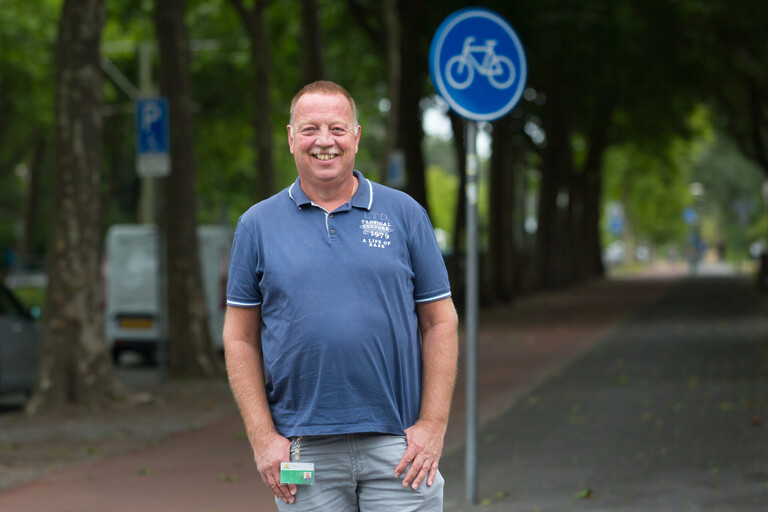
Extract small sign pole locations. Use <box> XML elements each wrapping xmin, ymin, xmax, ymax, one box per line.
<box><xmin>464</xmin><ymin>120</ymin><xmax>479</xmax><ymax>505</ymax></box>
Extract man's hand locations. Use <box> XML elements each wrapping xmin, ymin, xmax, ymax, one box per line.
<box><xmin>394</xmin><ymin>419</ymin><xmax>445</xmax><ymax>490</ymax></box>
<box><xmin>253</xmin><ymin>432</ymin><xmax>297</xmax><ymax>503</ymax></box>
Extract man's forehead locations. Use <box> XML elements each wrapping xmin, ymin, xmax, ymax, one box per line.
<box><xmin>294</xmin><ymin>93</ymin><xmax>354</xmax><ymax>120</ymax></box>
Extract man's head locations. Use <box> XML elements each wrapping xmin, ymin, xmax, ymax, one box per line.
<box><xmin>287</xmin><ymin>81</ymin><xmax>361</xmax><ymax>191</ymax></box>
<box><xmin>289</xmin><ymin>81</ymin><xmax>358</xmax><ymax>134</ymax></box>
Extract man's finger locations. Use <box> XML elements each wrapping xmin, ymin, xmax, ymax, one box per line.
<box><xmin>409</xmin><ymin>460</ymin><xmax>434</xmax><ymax>490</ymax></box>
<box><xmin>394</xmin><ymin>449</ymin><xmax>415</xmax><ymax>478</ymax></box>
<box><xmin>266</xmin><ymin>474</ymin><xmax>295</xmax><ymax>503</ymax></box>
<box><xmin>426</xmin><ymin>461</ymin><xmax>439</xmax><ymax>487</ymax></box>
<box><xmin>401</xmin><ymin>454</ymin><xmax>428</xmax><ymax>488</ymax></box>
<box><xmin>276</xmin><ymin>483</ymin><xmax>296</xmax><ymax>503</ymax></box>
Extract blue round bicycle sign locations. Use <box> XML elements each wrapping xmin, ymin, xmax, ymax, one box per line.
<box><xmin>429</xmin><ymin>7</ymin><xmax>527</xmax><ymax>122</ymax></box>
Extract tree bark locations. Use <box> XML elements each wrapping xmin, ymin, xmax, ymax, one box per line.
<box><xmin>19</xmin><ymin>135</ymin><xmax>46</xmax><ymax>266</ymax></box>
<box><xmin>27</xmin><ymin>0</ymin><xmax>123</xmax><ymax>412</ymax></box>
<box><xmin>396</xmin><ymin>0</ymin><xmax>428</xmax><ymax>212</ymax></box>
<box><xmin>747</xmin><ymin>77</ymin><xmax>768</xmax><ymax>176</ymax></box>
<box><xmin>535</xmin><ymin>105</ymin><xmax>572</xmax><ymax>289</ymax></box>
<box><xmin>300</xmin><ymin>0</ymin><xmax>325</xmax><ymax>84</ymax></box>
<box><xmin>378</xmin><ymin>0</ymin><xmax>400</xmax><ymax>186</ymax></box>
<box><xmin>580</xmin><ymin>112</ymin><xmax>610</xmax><ymax>278</ymax></box>
<box><xmin>568</xmin><ymin>166</ymin><xmax>586</xmax><ymax>281</ymax></box>
<box><xmin>487</xmin><ymin>117</ymin><xmax>519</xmax><ymax>303</ymax></box>
<box><xmin>448</xmin><ymin>112</ymin><xmax>466</xmax><ymax>303</ymax></box>
<box><xmin>229</xmin><ymin>0</ymin><xmax>274</xmax><ymax>201</ymax></box>
<box><xmin>155</xmin><ymin>0</ymin><xmax>223</xmax><ymax>378</ymax></box>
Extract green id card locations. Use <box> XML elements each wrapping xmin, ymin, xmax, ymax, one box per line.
<box><xmin>280</xmin><ymin>462</ymin><xmax>315</xmax><ymax>485</ymax></box>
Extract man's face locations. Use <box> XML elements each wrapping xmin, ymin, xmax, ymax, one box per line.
<box><xmin>288</xmin><ymin>92</ymin><xmax>361</xmax><ymax>188</ymax></box>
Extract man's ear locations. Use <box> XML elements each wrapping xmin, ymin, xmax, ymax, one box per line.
<box><xmin>354</xmin><ymin>125</ymin><xmax>361</xmax><ymax>153</ymax></box>
<box><xmin>287</xmin><ymin>125</ymin><xmax>295</xmax><ymax>153</ymax></box>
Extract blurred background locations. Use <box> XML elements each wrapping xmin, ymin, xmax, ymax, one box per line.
<box><xmin>1</xmin><ymin>0</ymin><xmax>767</xmax><ymax>405</ymax></box>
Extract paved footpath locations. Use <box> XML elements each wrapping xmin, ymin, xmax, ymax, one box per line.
<box><xmin>443</xmin><ymin>269</ymin><xmax>768</xmax><ymax>511</ymax></box>
<box><xmin>4</xmin><ymin>266</ymin><xmax>764</xmax><ymax>511</ymax></box>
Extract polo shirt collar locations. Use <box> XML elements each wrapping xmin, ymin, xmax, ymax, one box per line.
<box><xmin>288</xmin><ymin>170</ymin><xmax>373</xmax><ymax>211</ymax></box>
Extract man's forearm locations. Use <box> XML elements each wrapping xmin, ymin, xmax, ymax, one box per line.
<box><xmin>417</xmin><ymin>299</ymin><xmax>459</xmax><ymax>431</ymax></box>
<box><xmin>419</xmin><ymin>321</ymin><xmax>458</xmax><ymax>430</ymax></box>
<box><xmin>395</xmin><ymin>298</ymin><xmax>458</xmax><ymax>490</ymax></box>
<box><xmin>224</xmin><ymin>338</ymin><xmax>277</xmax><ymax>445</ymax></box>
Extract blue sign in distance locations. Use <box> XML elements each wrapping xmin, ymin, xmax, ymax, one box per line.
<box><xmin>609</xmin><ymin>214</ymin><xmax>625</xmax><ymax>236</ymax></box>
<box><xmin>135</xmin><ymin>97</ymin><xmax>170</xmax><ymax>177</ymax></box>
<box><xmin>682</xmin><ymin>206</ymin><xmax>698</xmax><ymax>225</ymax></box>
<box><xmin>136</xmin><ymin>98</ymin><xmax>169</xmax><ymax>154</ymax></box>
<box><xmin>430</xmin><ymin>8</ymin><xmax>527</xmax><ymax>122</ymax></box>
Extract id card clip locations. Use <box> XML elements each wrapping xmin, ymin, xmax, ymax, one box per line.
<box><xmin>280</xmin><ymin>462</ymin><xmax>315</xmax><ymax>484</ymax></box>
<box><xmin>280</xmin><ymin>437</ymin><xmax>314</xmax><ymax>484</ymax></box>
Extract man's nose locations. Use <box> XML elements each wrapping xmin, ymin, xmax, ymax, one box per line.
<box><xmin>315</xmin><ymin>126</ymin><xmax>334</xmax><ymax>144</ymax></box>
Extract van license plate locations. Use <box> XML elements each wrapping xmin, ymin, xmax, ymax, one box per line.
<box><xmin>119</xmin><ymin>318</ymin><xmax>155</xmax><ymax>329</ymax></box>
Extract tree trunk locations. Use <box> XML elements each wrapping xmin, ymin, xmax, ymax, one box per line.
<box><xmin>448</xmin><ymin>112</ymin><xmax>466</xmax><ymax>304</ymax></box>
<box><xmin>396</xmin><ymin>0</ymin><xmax>428</xmax><ymax>212</ymax></box>
<box><xmin>747</xmin><ymin>78</ymin><xmax>768</xmax><ymax>177</ymax></box>
<box><xmin>378</xmin><ymin>0</ymin><xmax>400</xmax><ymax>185</ymax></box>
<box><xmin>568</xmin><ymin>167</ymin><xmax>586</xmax><ymax>281</ymax></box>
<box><xmin>19</xmin><ymin>135</ymin><xmax>46</xmax><ymax>266</ymax></box>
<box><xmin>535</xmin><ymin>105</ymin><xmax>572</xmax><ymax>289</ymax></box>
<box><xmin>487</xmin><ymin>116</ymin><xmax>519</xmax><ymax>303</ymax></box>
<box><xmin>230</xmin><ymin>0</ymin><xmax>273</xmax><ymax>201</ymax></box>
<box><xmin>300</xmin><ymin>0</ymin><xmax>325</xmax><ymax>84</ymax></box>
<box><xmin>155</xmin><ymin>0</ymin><xmax>223</xmax><ymax>378</ymax></box>
<box><xmin>27</xmin><ymin>0</ymin><xmax>122</xmax><ymax>412</ymax></box>
<box><xmin>580</xmin><ymin>113</ymin><xmax>610</xmax><ymax>278</ymax></box>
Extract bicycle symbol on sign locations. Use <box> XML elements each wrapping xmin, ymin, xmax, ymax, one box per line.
<box><xmin>445</xmin><ymin>37</ymin><xmax>515</xmax><ymax>90</ymax></box>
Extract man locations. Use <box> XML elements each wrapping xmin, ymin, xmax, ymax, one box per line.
<box><xmin>224</xmin><ymin>80</ymin><xmax>458</xmax><ymax>511</ymax></box>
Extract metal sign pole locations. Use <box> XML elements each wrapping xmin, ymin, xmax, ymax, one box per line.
<box><xmin>464</xmin><ymin>120</ymin><xmax>479</xmax><ymax>506</ymax></box>
<box><xmin>155</xmin><ymin>175</ymin><xmax>169</xmax><ymax>382</ymax></box>
<box><xmin>428</xmin><ymin>7</ymin><xmax>527</xmax><ymax>506</ymax></box>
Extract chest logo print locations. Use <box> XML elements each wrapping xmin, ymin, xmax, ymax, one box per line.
<box><xmin>360</xmin><ymin>216</ymin><xmax>393</xmax><ymax>249</ymax></box>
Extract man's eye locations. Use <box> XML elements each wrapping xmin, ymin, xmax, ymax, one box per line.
<box><xmin>301</xmin><ymin>127</ymin><xmax>316</xmax><ymax>135</ymax></box>
<box><xmin>331</xmin><ymin>128</ymin><xmax>346</xmax><ymax>135</ymax></box>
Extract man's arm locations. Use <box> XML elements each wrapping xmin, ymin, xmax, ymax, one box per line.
<box><xmin>395</xmin><ymin>297</ymin><xmax>459</xmax><ymax>490</ymax></box>
<box><xmin>223</xmin><ymin>306</ymin><xmax>296</xmax><ymax>504</ymax></box>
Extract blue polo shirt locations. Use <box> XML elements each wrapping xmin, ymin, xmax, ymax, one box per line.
<box><xmin>227</xmin><ymin>170</ymin><xmax>451</xmax><ymax>437</ymax></box>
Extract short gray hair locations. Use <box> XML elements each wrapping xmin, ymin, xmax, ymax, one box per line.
<box><xmin>289</xmin><ymin>80</ymin><xmax>358</xmax><ymax>128</ymax></box>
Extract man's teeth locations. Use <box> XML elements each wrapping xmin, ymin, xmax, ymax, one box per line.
<box><xmin>313</xmin><ymin>153</ymin><xmax>338</xmax><ymax>161</ymax></box>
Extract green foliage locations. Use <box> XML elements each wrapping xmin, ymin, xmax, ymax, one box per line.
<box><xmin>0</xmin><ymin>0</ymin><xmax>59</xmax><ymax>251</ymax></box>
<box><xmin>691</xmin><ymin>132</ymin><xmax>767</xmax><ymax>257</ymax></box>
<box><xmin>603</xmin><ymin>143</ymin><xmax>691</xmax><ymax>246</ymax></box>
<box><xmin>11</xmin><ymin>286</ymin><xmax>46</xmax><ymax>311</ymax></box>
<box><xmin>603</xmin><ymin>104</ymin><xmax>767</xmax><ymax>260</ymax></box>
<box><xmin>426</xmin><ymin>164</ymin><xmax>458</xmax><ymax>236</ymax></box>
<box><xmin>3</xmin><ymin>0</ymin><xmax>767</xmax><ymax>284</ymax></box>
<box><xmin>189</xmin><ymin>0</ymin><xmax>390</xmax><ymax>224</ymax></box>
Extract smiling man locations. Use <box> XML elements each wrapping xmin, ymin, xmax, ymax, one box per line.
<box><xmin>223</xmin><ymin>81</ymin><xmax>458</xmax><ymax>511</ymax></box>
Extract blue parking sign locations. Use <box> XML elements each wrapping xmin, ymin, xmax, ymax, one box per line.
<box><xmin>136</xmin><ymin>97</ymin><xmax>171</xmax><ymax>177</ymax></box>
<box><xmin>430</xmin><ymin>8</ymin><xmax>527</xmax><ymax>122</ymax></box>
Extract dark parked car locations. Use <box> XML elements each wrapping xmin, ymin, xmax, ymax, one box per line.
<box><xmin>0</xmin><ymin>283</ymin><xmax>40</xmax><ymax>396</ymax></box>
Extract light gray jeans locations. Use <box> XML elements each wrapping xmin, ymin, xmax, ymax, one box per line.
<box><xmin>276</xmin><ymin>433</ymin><xmax>444</xmax><ymax>511</ymax></box>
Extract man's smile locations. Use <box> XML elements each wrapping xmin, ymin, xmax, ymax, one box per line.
<box><xmin>311</xmin><ymin>150</ymin><xmax>339</xmax><ymax>161</ymax></box>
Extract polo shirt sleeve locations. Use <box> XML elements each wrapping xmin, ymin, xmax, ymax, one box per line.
<box><xmin>226</xmin><ymin>217</ymin><xmax>262</xmax><ymax>307</ymax></box>
<box><xmin>409</xmin><ymin>206</ymin><xmax>452</xmax><ymax>303</ymax></box>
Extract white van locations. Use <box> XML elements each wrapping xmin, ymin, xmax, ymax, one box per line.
<box><xmin>103</xmin><ymin>224</ymin><xmax>233</xmax><ymax>364</ymax></box>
